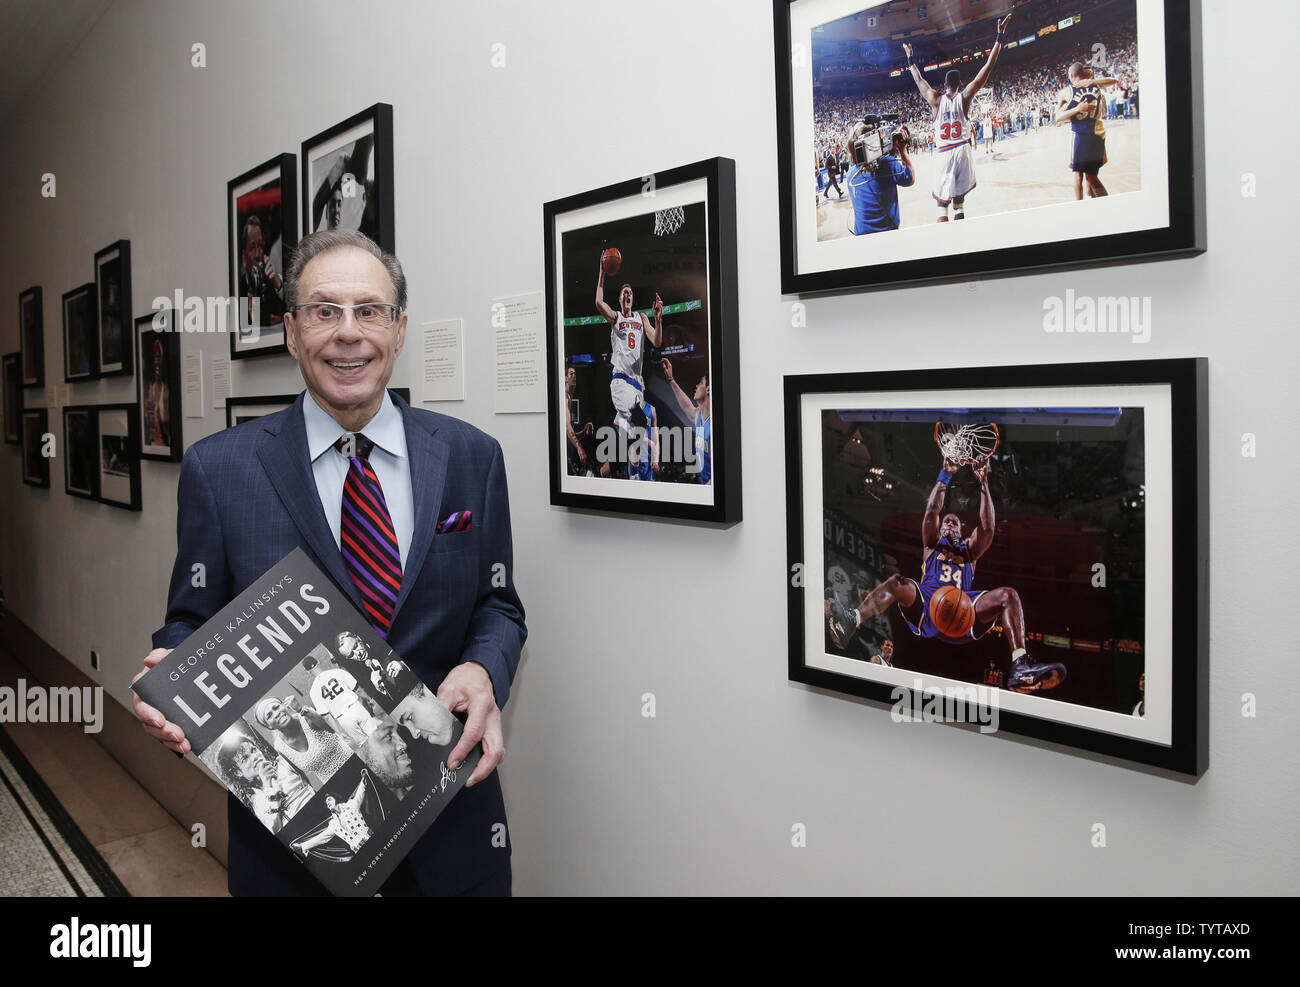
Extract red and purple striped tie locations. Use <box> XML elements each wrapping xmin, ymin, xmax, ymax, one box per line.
<box><xmin>335</xmin><ymin>433</ymin><xmax>402</xmax><ymax>637</ymax></box>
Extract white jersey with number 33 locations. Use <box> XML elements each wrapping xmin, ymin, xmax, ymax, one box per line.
<box><xmin>935</xmin><ymin>91</ymin><xmax>969</xmax><ymax>151</ymax></box>
<box><xmin>610</xmin><ymin>313</ymin><xmax>645</xmax><ymax>380</ymax></box>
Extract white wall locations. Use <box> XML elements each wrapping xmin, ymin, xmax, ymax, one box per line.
<box><xmin>1</xmin><ymin>0</ymin><xmax>1296</xmax><ymax>895</ymax></box>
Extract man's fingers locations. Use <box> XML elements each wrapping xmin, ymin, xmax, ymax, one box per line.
<box><xmin>466</xmin><ymin>714</ymin><xmax>505</xmax><ymax>788</ymax></box>
<box><xmin>446</xmin><ymin>700</ymin><xmax>487</xmax><ymax>771</ymax></box>
<box><xmin>132</xmin><ymin>694</ymin><xmax>167</xmax><ymax>729</ymax></box>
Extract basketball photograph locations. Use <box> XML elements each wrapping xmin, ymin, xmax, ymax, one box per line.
<box><xmin>786</xmin><ymin>360</ymin><xmax>1207</xmax><ymax>773</ymax></box>
<box><xmin>545</xmin><ymin>157</ymin><xmax>741</xmax><ymax>522</ymax></box>
<box><xmin>137</xmin><ymin>310</ymin><xmax>182</xmax><ymax>461</ymax></box>
<box><xmin>228</xmin><ymin>154</ymin><xmax>296</xmax><ymax>359</ymax></box>
<box><xmin>775</xmin><ymin>0</ymin><xmax>1202</xmax><ymax>291</ymax></box>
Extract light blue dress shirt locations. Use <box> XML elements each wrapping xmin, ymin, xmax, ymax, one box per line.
<box><xmin>303</xmin><ymin>389</ymin><xmax>415</xmax><ymax>569</ymax></box>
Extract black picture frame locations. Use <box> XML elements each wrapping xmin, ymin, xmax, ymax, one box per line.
<box><xmin>94</xmin><ymin>239</ymin><xmax>133</xmax><ymax>376</ymax></box>
<box><xmin>21</xmin><ymin>407</ymin><xmax>50</xmax><ymax>488</ymax></box>
<box><xmin>62</xmin><ymin>404</ymin><xmax>100</xmax><ymax>500</ymax></box>
<box><xmin>3</xmin><ymin>353</ymin><xmax>20</xmax><ymax>445</ymax></box>
<box><xmin>229</xmin><ymin>153</ymin><xmax>297</xmax><ymax>360</ymax></box>
<box><xmin>544</xmin><ymin>156</ymin><xmax>742</xmax><ymax>524</ymax></box>
<box><xmin>137</xmin><ymin>310</ymin><xmax>184</xmax><ymax>462</ymax></box>
<box><xmin>784</xmin><ymin>358</ymin><xmax>1208</xmax><ymax>776</ymax></box>
<box><xmin>773</xmin><ymin>0</ymin><xmax>1205</xmax><ymax>293</ymax></box>
<box><xmin>62</xmin><ymin>282</ymin><xmax>99</xmax><ymax>382</ymax></box>
<box><xmin>19</xmin><ymin>286</ymin><xmax>44</xmax><ymax>388</ymax></box>
<box><xmin>95</xmin><ymin>402</ymin><xmax>142</xmax><ymax>511</ymax></box>
<box><xmin>301</xmin><ymin>103</ymin><xmax>395</xmax><ymax>252</ymax></box>
<box><xmin>225</xmin><ymin>388</ymin><xmax>411</xmax><ymax>429</ymax></box>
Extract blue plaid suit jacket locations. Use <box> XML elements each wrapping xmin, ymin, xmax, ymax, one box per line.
<box><xmin>153</xmin><ymin>390</ymin><xmax>526</xmax><ymax>895</ymax></box>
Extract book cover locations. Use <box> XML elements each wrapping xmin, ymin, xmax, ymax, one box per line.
<box><xmin>133</xmin><ymin>547</ymin><xmax>480</xmax><ymax>896</ymax></box>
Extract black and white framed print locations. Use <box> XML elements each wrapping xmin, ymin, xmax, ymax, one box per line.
<box><xmin>63</xmin><ymin>404</ymin><xmax>99</xmax><ymax>500</ymax></box>
<box><xmin>137</xmin><ymin>311</ymin><xmax>183</xmax><ymax>462</ymax></box>
<box><xmin>3</xmin><ymin>353</ymin><xmax>20</xmax><ymax>445</ymax></box>
<box><xmin>96</xmin><ymin>403</ymin><xmax>141</xmax><ymax>511</ymax></box>
<box><xmin>774</xmin><ymin>0</ymin><xmax>1204</xmax><ymax>293</ymax></box>
<box><xmin>302</xmin><ymin>103</ymin><xmax>394</xmax><ymax>252</ymax></box>
<box><xmin>94</xmin><ymin>239</ymin><xmax>132</xmax><ymax>376</ymax></box>
<box><xmin>21</xmin><ymin>408</ymin><xmax>50</xmax><ymax>488</ymax></box>
<box><xmin>62</xmin><ymin>282</ymin><xmax>98</xmax><ymax>381</ymax></box>
<box><xmin>229</xmin><ymin>153</ymin><xmax>296</xmax><ymax>360</ymax></box>
<box><xmin>785</xmin><ymin>358</ymin><xmax>1208</xmax><ymax>775</ymax></box>
<box><xmin>19</xmin><ymin>286</ymin><xmax>44</xmax><ymax>388</ymax></box>
<box><xmin>544</xmin><ymin>157</ymin><xmax>741</xmax><ymax>523</ymax></box>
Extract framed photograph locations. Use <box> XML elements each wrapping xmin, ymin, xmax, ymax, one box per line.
<box><xmin>62</xmin><ymin>283</ymin><xmax>99</xmax><ymax>381</ymax></box>
<box><xmin>229</xmin><ymin>153</ymin><xmax>297</xmax><ymax>360</ymax></box>
<box><xmin>19</xmin><ymin>286</ymin><xmax>44</xmax><ymax>388</ymax></box>
<box><xmin>137</xmin><ymin>310</ymin><xmax>183</xmax><ymax>461</ymax></box>
<box><xmin>96</xmin><ymin>403</ymin><xmax>142</xmax><ymax>511</ymax></box>
<box><xmin>544</xmin><ymin>157</ymin><xmax>741</xmax><ymax>523</ymax></box>
<box><xmin>94</xmin><ymin>240</ymin><xmax>132</xmax><ymax>376</ymax></box>
<box><xmin>225</xmin><ymin>388</ymin><xmax>410</xmax><ymax>429</ymax></box>
<box><xmin>21</xmin><ymin>408</ymin><xmax>50</xmax><ymax>488</ymax></box>
<box><xmin>3</xmin><ymin>353</ymin><xmax>20</xmax><ymax>445</ymax></box>
<box><xmin>785</xmin><ymin>358</ymin><xmax>1207</xmax><ymax>775</ymax></box>
<box><xmin>774</xmin><ymin>0</ymin><xmax>1204</xmax><ymax>293</ymax></box>
<box><xmin>62</xmin><ymin>404</ymin><xmax>100</xmax><ymax>500</ymax></box>
<box><xmin>302</xmin><ymin>103</ymin><xmax>394</xmax><ymax>252</ymax></box>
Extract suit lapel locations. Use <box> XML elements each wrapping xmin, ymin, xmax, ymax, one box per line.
<box><xmin>255</xmin><ymin>394</ymin><xmax>364</xmax><ymax>614</ymax></box>
<box><xmin>392</xmin><ymin>394</ymin><xmax>447</xmax><ymax>623</ymax></box>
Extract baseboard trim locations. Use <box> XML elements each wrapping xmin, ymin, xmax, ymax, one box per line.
<box><xmin>0</xmin><ymin>609</ymin><xmax>229</xmax><ymax>869</ymax></box>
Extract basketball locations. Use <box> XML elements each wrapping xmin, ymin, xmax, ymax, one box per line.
<box><xmin>929</xmin><ymin>585</ymin><xmax>975</xmax><ymax>637</ymax></box>
<box><xmin>601</xmin><ymin>247</ymin><xmax>621</xmax><ymax>276</ymax></box>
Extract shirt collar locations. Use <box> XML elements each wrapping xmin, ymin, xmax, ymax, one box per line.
<box><xmin>303</xmin><ymin>388</ymin><xmax>407</xmax><ymax>463</ymax></box>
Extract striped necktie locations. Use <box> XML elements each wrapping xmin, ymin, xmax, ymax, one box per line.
<box><xmin>335</xmin><ymin>433</ymin><xmax>402</xmax><ymax>636</ymax></box>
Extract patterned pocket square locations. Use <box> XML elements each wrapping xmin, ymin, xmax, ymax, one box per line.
<box><xmin>436</xmin><ymin>509</ymin><xmax>472</xmax><ymax>534</ymax></box>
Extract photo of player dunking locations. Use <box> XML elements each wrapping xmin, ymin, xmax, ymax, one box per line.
<box><xmin>904</xmin><ymin>11</ymin><xmax>1013</xmax><ymax>222</ymax></box>
<box><xmin>811</xmin><ymin>0</ymin><xmax>1142</xmax><ymax>240</ymax></box>
<box><xmin>827</xmin><ymin>451</ymin><xmax>1067</xmax><ymax>692</ymax></box>
<box><xmin>558</xmin><ymin>201</ymin><xmax>713</xmax><ymax>487</ymax></box>
<box><xmin>820</xmin><ymin>407</ymin><xmax>1149</xmax><ymax>712</ymax></box>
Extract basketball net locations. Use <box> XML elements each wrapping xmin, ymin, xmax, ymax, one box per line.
<box><xmin>934</xmin><ymin>422</ymin><xmax>1000</xmax><ymax>466</ymax></box>
<box><xmin>653</xmin><ymin>206</ymin><xmax>685</xmax><ymax>236</ymax></box>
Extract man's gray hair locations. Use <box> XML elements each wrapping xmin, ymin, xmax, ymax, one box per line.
<box><xmin>284</xmin><ymin>229</ymin><xmax>407</xmax><ymax>311</ymax></box>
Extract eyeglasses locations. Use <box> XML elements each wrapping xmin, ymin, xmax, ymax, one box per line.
<box><xmin>290</xmin><ymin>301</ymin><xmax>401</xmax><ymax>330</ymax></box>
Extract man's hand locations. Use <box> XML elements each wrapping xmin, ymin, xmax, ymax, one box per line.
<box><xmin>132</xmin><ymin>648</ymin><xmax>190</xmax><ymax>754</ymax></box>
<box><xmin>661</xmin><ymin>356</ymin><xmax>674</xmax><ymax>382</ymax></box>
<box><xmin>973</xmin><ymin>457</ymin><xmax>991</xmax><ymax>485</ymax></box>
<box><xmin>903</xmin><ymin>42</ymin><xmax>913</xmax><ymax>59</ymax></box>
<box><xmin>385</xmin><ymin>659</ymin><xmax>403</xmax><ymax>680</ymax></box>
<box><xmin>996</xmin><ymin>12</ymin><xmax>1012</xmax><ymax>35</ymax></box>
<box><xmin>653</xmin><ymin>293</ymin><xmax>663</xmax><ymax>319</ymax></box>
<box><xmin>262</xmin><ymin>255</ymin><xmax>282</xmax><ymax>290</ymax></box>
<box><xmin>437</xmin><ymin>662</ymin><xmax>503</xmax><ymax>788</ymax></box>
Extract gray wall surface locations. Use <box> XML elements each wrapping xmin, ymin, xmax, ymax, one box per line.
<box><xmin>1</xmin><ymin>0</ymin><xmax>1296</xmax><ymax>894</ymax></box>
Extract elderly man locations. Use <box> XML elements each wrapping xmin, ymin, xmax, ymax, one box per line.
<box><xmin>132</xmin><ymin>228</ymin><xmax>526</xmax><ymax>896</ymax></box>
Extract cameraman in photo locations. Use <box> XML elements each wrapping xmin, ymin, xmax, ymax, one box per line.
<box><xmin>845</xmin><ymin>118</ymin><xmax>915</xmax><ymax>235</ymax></box>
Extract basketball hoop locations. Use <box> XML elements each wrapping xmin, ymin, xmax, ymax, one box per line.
<box><xmin>934</xmin><ymin>421</ymin><xmax>1000</xmax><ymax>466</ymax></box>
<box><xmin>653</xmin><ymin>206</ymin><xmax>685</xmax><ymax>236</ymax></box>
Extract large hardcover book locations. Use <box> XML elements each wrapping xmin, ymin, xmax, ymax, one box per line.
<box><xmin>134</xmin><ymin>547</ymin><xmax>480</xmax><ymax>896</ymax></box>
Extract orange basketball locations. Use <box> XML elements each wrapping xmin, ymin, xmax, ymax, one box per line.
<box><xmin>929</xmin><ymin>585</ymin><xmax>975</xmax><ymax>637</ymax></box>
<box><xmin>601</xmin><ymin>247</ymin><xmax>622</xmax><ymax>276</ymax></box>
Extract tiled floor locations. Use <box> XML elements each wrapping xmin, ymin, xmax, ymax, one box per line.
<box><xmin>0</xmin><ymin>648</ymin><xmax>228</xmax><ymax>896</ymax></box>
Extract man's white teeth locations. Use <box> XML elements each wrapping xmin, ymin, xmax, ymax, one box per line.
<box><xmin>329</xmin><ymin>359</ymin><xmax>368</xmax><ymax>368</ymax></box>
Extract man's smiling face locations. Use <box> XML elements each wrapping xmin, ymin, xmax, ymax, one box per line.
<box><xmin>285</xmin><ymin>245</ymin><xmax>406</xmax><ymax>424</ymax></box>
